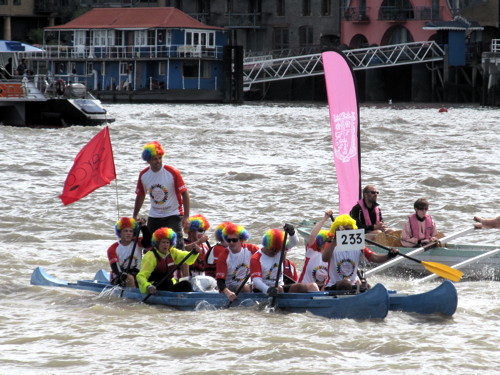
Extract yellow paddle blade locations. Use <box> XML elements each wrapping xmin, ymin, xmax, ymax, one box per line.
<box><xmin>421</xmin><ymin>261</ymin><xmax>464</xmax><ymax>282</ymax></box>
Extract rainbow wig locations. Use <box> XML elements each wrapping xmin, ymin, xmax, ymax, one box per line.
<box><xmin>141</xmin><ymin>141</ymin><xmax>165</xmax><ymax>161</ymax></box>
<box><xmin>114</xmin><ymin>217</ymin><xmax>138</xmax><ymax>238</ymax></box>
<box><xmin>215</xmin><ymin>222</ymin><xmax>232</xmax><ymax>242</ymax></box>
<box><xmin>152</xmin><ymin>227</ymin><xmax>177</xmax><ymax>249</ymax></box>
<box><xmin>329</xmin><ymin>214</ymin><xmax>358</xmax><ymax>236</ymax></box>
<box><xmin>223</xmin><ymin>223</ymin><xmax>251</xmax><ymax>241</ymax></box>
<box><xmin>315</xmin><ymin>229</ymin><xmax>332</xmax><ymax>247</ymax></box>
<box><xmin>188</xmin><ymin>214</ymin><xmax>211</xmax><ymax>232</ymax></box>
<box><xmin>262</xmin><ymin>228</ymin><xmax>286</xmax><ymax>253</ymax></box>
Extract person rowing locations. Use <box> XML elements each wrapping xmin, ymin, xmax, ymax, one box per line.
<box><xmin>184</xmin><ymin>214</ymin><xmax>211</xmax><ymax>277</ymax></box>
<box><xmin>400</xmin><ymin>198</ymin><xmax>439</xmax><ymax>247</ymax></box>
<box><xmin>215</xmin><ymin>223</ymin><xmax>256</xmax><ymax>302</ymax></box>
<box><xmin>297</xmin><ymin>209</ymin><xmax>331</xmax><ymax>289</ymax></box>
<box><xmin>322</xmin><ymin>214</ymin><xmax>399</xmax><ymax>291</ymax></box>
<box><xmin>250</xmin><ymin>224</ymin><xmax>319</xmax><ymax>296</ymax></box>
<box><xmin>107</xmin><ymin>217</ymin><xmax>151</xmax><ymax>288</ymax></box>
<box><xmin>137</xmin><ymin>227</ymin><xmax>200</xmax><ymax>294</ymax></box>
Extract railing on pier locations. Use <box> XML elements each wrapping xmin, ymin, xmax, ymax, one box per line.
<box><xmin>243</xmin><ymin>41</ymin><xmax>445</xmax><ymax>90</ymax></box>
<box><xmin>491</xmin><ymin>39</ymin><xmax>500</xmax><ymax>53</ymax></box>
<box><xmin>18</xmin><ymin>44</ymin><xmax>225</xmax><ymax>60</ymax></box>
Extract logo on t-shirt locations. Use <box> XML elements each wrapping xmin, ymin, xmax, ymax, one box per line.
<box><xmin>336</xmin><ymin>258</ymin><xmax>356</xmax><ymax>278</ymax></box>
<box><xmin>312</xmin><ymin>266</ymin><xmax>328</xmax><ymax>284</ymax></box>
<box><xmin>149</xmin><ymin>184</ymin><xmax>168</xmax><ymax>205</ymax></box>
<box><xmin>230</xmin><ymin>263</ymin><xmax>248</xmax><ymax>282</ymax></box>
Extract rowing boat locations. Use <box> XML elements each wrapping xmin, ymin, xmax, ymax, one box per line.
<box><xmin>297</xmin><ymin>219</ymin><xmax>500</xmax><ymax>280</ymax></box>
<box><xmin>30</xmin><ymin>267</ymin><xmax>458</xmax><ymax>318</ymax></box>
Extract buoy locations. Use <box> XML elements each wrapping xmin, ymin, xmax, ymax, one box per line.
<box><xmin>439</xmin><ymin>107</ymin><xmax>448</xmax><ymax>113</ymax></box>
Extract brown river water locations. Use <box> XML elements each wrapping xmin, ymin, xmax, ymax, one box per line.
<box><xmin>0</xmin><ymin>102</ymin><xmax>499</xmax><ymax>374</ymax></box>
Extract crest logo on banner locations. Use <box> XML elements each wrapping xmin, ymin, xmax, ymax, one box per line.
<box><xmin>333</xmin><ymin>111</ymin><xmax>358</xmax><ymax>163</ymax></box>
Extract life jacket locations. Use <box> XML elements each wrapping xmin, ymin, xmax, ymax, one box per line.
<box><xmin>283</xmin><ymin>258</ymin><xmax>298</xmax><ymax>285</ymax></box>
<box><xmin>149</xmin><ymin>249</ymin><xmax>176</xmax><ymax>288</ymax></box>
<box><xmin>358</xmin><ymin>199</ymin><xmax>381</xmax><ymax>226</ymax></box>
<box><xmin>204</xmin><ymin>243</ymin><xmax>226</xmax><ymax>278</ymax></box>
<box><xmin>408</xmin><ymin>214</ymin><xmax>433</xmax><ymax>240</ymax></box>
<box><xmin>186</xmin><ymin>241</ymin><xmax>207</xmax><ymax>276</ymax></box>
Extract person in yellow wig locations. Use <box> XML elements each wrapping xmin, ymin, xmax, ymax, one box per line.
<box><xmin>322</xmin><ymin>214</ymin><xmax>398</xmax><ymax>291</ymax></box>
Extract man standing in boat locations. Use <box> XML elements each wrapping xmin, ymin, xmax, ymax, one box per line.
<box><xmin>349</xmin><ymin>185</ymin><xmax>393</xmax><ymax>240</ymax></box>
<box><xmin>133</xmin><ymin>141</ymin><xmax>190</xmax><ymax>249</ymax></box>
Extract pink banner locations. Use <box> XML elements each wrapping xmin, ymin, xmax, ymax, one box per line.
<box><xmin>322</xmin><ymin>51</ymin><xmax>361</xmax><ymax>214</ymax></box>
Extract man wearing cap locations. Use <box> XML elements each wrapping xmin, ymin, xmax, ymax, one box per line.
<box><xmin>133</xmin><ymin>141</ymin><xmax>190</xmax><ymax>249</ymax></box>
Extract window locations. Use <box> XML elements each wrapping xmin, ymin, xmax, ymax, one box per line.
<box><xmin>74</xmin><ymin>30</ymin><xmax>86</xmax><ymax>46</ymax></box>
<box><xmin>197</xmin><ymin>0</ymin><xmax>210</xmax><ymax>13</ymax></box>
<box><xmin>173</xmin><ymin>0</ymin><xmax>183</xmax><ymax>9</ymax></box>
<box><xmin>159</xmin><ymin>61</ymin><xmax>166</xmax><ymax>75</ymax></box>
<box><xmin>273</xmin><ymin>28</ymin><xmax>289</xmax><ymax>50</ymax></box>
<box><xmin>92</xmin><ymin>30</ymin><xmax>107</xmax><ymax>46</ymax></box>
<box><xmin>276</xmin><ymin>0</ymin><xmax>285</xmax><ymax>16</ymax></box>
<box><xmin>299</xmin><ymin>26</ymin><xmax>314</xmax><ymax>46</ymax></box>
<box><xmin>120</xmin><ymin>62</ymin><xmax>128</xmax><ymax>75</ymax></box>
<box><xmin>183</xmin><ymin>61</ymin><xmax>210</xmax><ymax>78</ymax></box>
<box><xmin>147</xmin><ymin>30</ymin><xmax>155</xmax><ymax>46</ymax></box>
<box><xmin>321</xmin><ymin>0</ymin><xmax>331</xmax><ymax>16</ymax></box>
<box><xmin>135</xmin><ymin>30</ymin><xmax>147</xmax><ymax>46</ymax></box>
<box><xmin>185</xmin><ymin>30</ymin><xmax>215</xmax><ymax>47</ymax></box>
<box><xmin>249</xmin><ymin>0</ymin><xmax>261</xmax><ymax>13</ymax></box>
<box><xmin>115</xmin><ymin>31</ymin><xmax>123</xmax><ymax>46</ymax></box>
<box><xmin>14</xmin><ymin>0</ymin><xmax>21</xmax><ymax>5</ymax></box>
<box><xmin>86</xmin><ymin>62</ymin><xmax>93</xmax><ymax>74</ymax></box>
<box><xmin>302</xmin><ymin>0</ymin><xmax>311</xmax><ymax>16</ymax></box>
<box><xmin>107</xmin><ymin>30</ymin><xmax>115</xmax><ymax>46</ymax></box>
<box><xmin>226</xmin><ymin>0</ymin><xmax>233</xmax><ymax>13</ymax></box>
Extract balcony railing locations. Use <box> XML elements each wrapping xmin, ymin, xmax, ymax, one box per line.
<box><xmin>343</xmin><ymin>7</ymin><xmax>370</xmax><ymax>22</ymax></box>
<box><xmin>225</xmin><ymin>12</ymin><xmax>265</xmax><ymax>28</ymax></box>
<box><xmin>378</xmin><ymin>6</ymin><xmax>442</xmax><ymax>21</ymax></box>
<box><xmin>34</xmin><ymin>0</ymin><xmax>62</xmax><ymax>13</ymax></box>
<box><xmin>19</xmin><ymin>44</ymin><xmax>225</xmax><ymax>60</ymax></box>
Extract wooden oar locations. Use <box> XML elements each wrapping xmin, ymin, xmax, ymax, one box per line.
<box><xmin>142</xmin><ymin>249</ymin><xmax>197</xmax><ymax>303</ymax></box>
<box><xmin>225</xmin><ymin>272</ymin><xmax>251</xmax><ymax>308</ymax></box>
<box><xmin>365</xmin><ymin>239</ymin><xmax>464</xmax><ymax>282</ymax></box>
<box><xmin>270</xmin><ymin>230</ymin><xmax>288</xmax><ymax>308</ymax></box>
<box><xmin>365</xmin><ymin>226</ymin><xmax>476</xmax><ymax>277</ymax></box>
<box><xmin>418</xmin><ymin>248</ymin><xmax>500</xmax><ymax>283</ymax></box>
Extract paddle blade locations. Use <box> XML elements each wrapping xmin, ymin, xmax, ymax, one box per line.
<box><xmin>421</xmin><ymin>261</ymin><xmax>464</xmax><ymax>282</ymax></box>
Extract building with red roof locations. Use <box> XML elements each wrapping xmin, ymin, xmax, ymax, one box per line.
<box><xmin>25</xmin><ymin>7</ymin><xmax>234</xmax><ymax>102</ymax></box>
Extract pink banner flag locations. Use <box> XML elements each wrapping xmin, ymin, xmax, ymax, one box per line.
<box><xmin>322</xmin><ymin>51</ymin><xmax>361</xmax><ymax>214</ymax></box>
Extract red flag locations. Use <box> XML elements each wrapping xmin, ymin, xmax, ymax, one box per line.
<box><xmin>59</xmin><ymin>126</ymin><xmax>116</xmax><ymax>205</ymax></box>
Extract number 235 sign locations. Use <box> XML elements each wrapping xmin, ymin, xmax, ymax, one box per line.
<box><xmin>335</xmin><ymin>229</ymin><xmax>365</xmax><ymax>251</ymax></box>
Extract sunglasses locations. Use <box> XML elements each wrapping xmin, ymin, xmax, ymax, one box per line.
<box><xmin>416</xmin><ymin>207</ymin><xmax>428</xmax><ymax>211</ymax></box>
<box><xmin>367</xmin><ymin>191</ymin><xmax>379</xmax><ymax>195</ymax></box>
<box><xmin>226</xmin><ymin>238</ymin><xmax>239</xmax><ymax>243</ymax></box>
<box><xmin>197</xmin><ymin>229</ymin><xmax>205</xmax><ymax>233</ymax></box>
